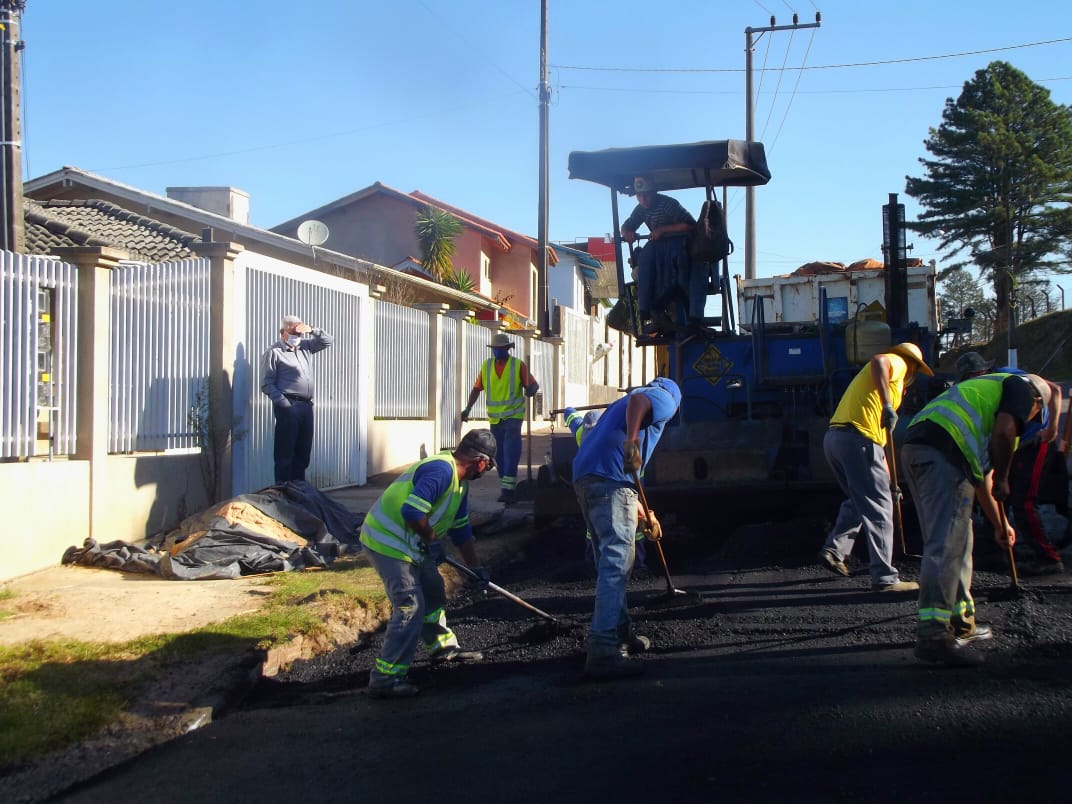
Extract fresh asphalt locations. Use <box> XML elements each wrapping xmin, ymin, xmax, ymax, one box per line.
<box><xmin>55</xmin><ymin>515</ymin><xmax>1072</xmax><ymax>803</ymax></box>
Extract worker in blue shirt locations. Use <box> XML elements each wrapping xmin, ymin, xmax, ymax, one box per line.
<box><xmin>572</xmin><ymin>378</ymin><xmax>681</xmax><ymax>679</ymax></box>
<box><xmin>563</xmin><ymin>406</ymin><xmax>649</xmax><ymax>574</ymax></box>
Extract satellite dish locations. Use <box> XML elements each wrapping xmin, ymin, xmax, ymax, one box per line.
<box><xmin>297</xmin><ymin>219</ymin><xmax>329</xmax><ymax>247</ymax></box>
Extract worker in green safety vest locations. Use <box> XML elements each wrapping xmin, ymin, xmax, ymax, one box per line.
<box><xmin>360</xmin><ymin>429</ymin><xmax>497</xmax><ymax>698</ymax></box>
<box><xmin>902</xmin><ymin>372</ymin><xmax>1060</xmax><ymax>667</ymax></box>
<box><xmin>461</xmin><ymin>332</ymin><xmax>539</xmax><ymax>505</ymax></box>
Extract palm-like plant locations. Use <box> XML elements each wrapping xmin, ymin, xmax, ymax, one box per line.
<box><xmin>415</xmin><ymin>205</ymin><xmax>463</xmax><ymax>282</ymax></box>
<box><xmin>442</xmin><ymin>266</ymin><xmax>476</xmax><ymax>293</ymax></box>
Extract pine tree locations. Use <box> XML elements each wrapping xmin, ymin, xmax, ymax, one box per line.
<box><xmin>906</xmin><ymin>61</ymin><xmax>1072</xmax><ymax>334</ymax></box>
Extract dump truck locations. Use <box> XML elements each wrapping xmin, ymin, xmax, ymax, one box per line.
<box><xmin>534</xmin><ymin>139</ymin><xmax>940</xmax><ymax>529</ymax></box>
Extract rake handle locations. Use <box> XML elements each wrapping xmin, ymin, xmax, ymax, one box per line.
<box><xmin>884</xmin><ymin>428</ymin><xmax>909</xmax><ymax>558</ymax></box>
<box><xmin>631</xmin><ymin>468</ymin><xmax>677</xmax><ymax>593</ymax></box>
<box><xmin>442</xmin><ymin>556</ymin><xmax>559</xmax><ymax>623</ymax></box>
<box><xmin>997</xmin><ymin>503</ymin><xmax>1020</xmax><ymax>588</ymax></box>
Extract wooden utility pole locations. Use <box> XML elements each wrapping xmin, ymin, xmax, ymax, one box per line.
<box><xmin>744</xmin><ymin>12</ymin><xmax>819</xmax><ymax>280</ymax></box>
<box><xmin>0</xmin><ymin>1</ymin><xmax>25</xmax><ymax>253</ymax></box>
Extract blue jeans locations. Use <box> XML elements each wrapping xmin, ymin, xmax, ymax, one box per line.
<box><xmin>491</xmin><ymin>416</ymin><xmax>523</xmax><ymax>491</ymax></box>
<box><xmin>574</xmin><ymin>475</ymin><xmax>638</xmax><ymax>657</ymax></box>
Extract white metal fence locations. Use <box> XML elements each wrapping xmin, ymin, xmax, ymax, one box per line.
<box><xmin>562</xmin><ymin>307</ymin><xmax>591</xmax><ymax>406</ymax></box>
<box><xmin>374</xmin><ymin>300</ymin><xmax>431</xmax><ymax>418</ymax></box>
<box><xmin>0</xmin><ymin>252</ymin><xmax>78</xmax><ymax>458</ymax></box>
<box><xmin>109</xmin><ymin>259</ymin><xmax>211</xmax><ymax>453</ymax></box>
<box><xmin>529</xmin><ymin>337</ymin><xmax>555</xmax><ymax>416</ymax></box>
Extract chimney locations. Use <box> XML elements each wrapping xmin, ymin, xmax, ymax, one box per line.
<box><xmin>166</xmin><ymin>186</ymin><xmax>250</xmax><ymax>225</ymax></box>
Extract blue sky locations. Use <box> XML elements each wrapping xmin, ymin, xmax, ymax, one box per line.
<box><xmin>19</xmin><ymin>0</ymin><xmax>1072</xmax><ymax>296</ymax></box>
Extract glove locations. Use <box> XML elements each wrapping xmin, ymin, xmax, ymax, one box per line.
<box><xmin>460</xmin><ymin>407</ymin><xmax>471</xmax><ymax>423</ymax></box>
<box><xmin>623</xmin><ymin>439</ymin><xmax>642</xmax><ymax>474</ymax></box>
<box><xmin>881</xmin><ymin>403</ymin><xmax>898</xmax><ymax>432</ymax></box>
<box><xmin>426</xmin><ymin>540</ymin><xmax>446</xmax><ymax>566</ymax></box>
<box><xmin>643</xmin><ymin>510</ymin><xmax>662</xmax><ymax>541</ymax></box>
<box><xmin>471</xmin><ymin>566</ymin><xmax>491</xmax><ymax>594</ymax></box>
<box><xmin>525</xmin><ymin>382</ymin><xmax>540</xmax><ymax>398</ymax></box>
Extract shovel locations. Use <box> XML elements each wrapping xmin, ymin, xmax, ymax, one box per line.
<box><xmin>443</xmin><ymin>556</ymin><xmax>559</xmax><ymax>624</ymax></box>
<box><xmin>630</xmin><ymin>469</ymin><xmax>703</xmax><ymax>609</ymax></box>
<box><xmin>884</xmin><ymin>430</ymin><xmax>921</xmax><ymax>559</ymax></box>
<box><xmin>988</xmin><ymin>503</ymin><xmax>1023</xmax><ymax>602</ymax></box>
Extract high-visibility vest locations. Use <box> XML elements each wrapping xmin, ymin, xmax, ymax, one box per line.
<box><xmin>909</xmin><ymin>374</ymin><xmax>1007</xmax><ymax>483</ymax></box>
<box><xmin>359</xmin><ymin>453</ymin><xmax>465</xmax><ymax>562</ymax></box>
<box><xmin>481</xmin><ymin>357</ymin><xmax>525</xmax><ymax>423</ymax></box>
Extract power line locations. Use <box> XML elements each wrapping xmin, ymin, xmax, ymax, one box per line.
<box><xmin>558</xmin><ymin>76</ymin><xmax>1072</xmax><ymax>96</ymax></box>
<box><xmin>550</xmin><ymin>36</ymin><xmax>1072</xmax><ymax>74</ymax></box>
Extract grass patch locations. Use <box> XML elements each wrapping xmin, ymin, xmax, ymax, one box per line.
<box><xmin>0</xmin><ymin>559</ymin><xmax>387</xmax><ymax>769</ymax></box>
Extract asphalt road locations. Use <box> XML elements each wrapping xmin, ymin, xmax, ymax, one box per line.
<box><xmin>57</xmin><ymin>518</ymin><xmax>1072</xmax><ymax>803</ymax></box>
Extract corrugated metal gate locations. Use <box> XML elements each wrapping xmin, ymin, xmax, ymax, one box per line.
<box><xmin>109</xmin><ymin>259</ymin><xmax>211</xmax><ymax>453</ymax></box>
<box><xmin>237</xmin><ymin>257</ymin><xmax>367</xmax><ymax>493</ymax></box>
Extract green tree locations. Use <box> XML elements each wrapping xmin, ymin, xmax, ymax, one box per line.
<box><xmin>414</xmin><ymin>205</ymin><xmax>463</xmax><ymax>282</ymax></box>
<box><xmin>906</xmin><ymin>61</ymin><xmax>1072</xmax><ymax>334</ymax></box>
<box><xmin>938</xmin><ymin>266</ymin><xmax>989</xmax><ymax>342</ymax></box>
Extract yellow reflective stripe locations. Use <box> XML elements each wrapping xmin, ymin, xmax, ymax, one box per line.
<box><xmin>360</xmin><ymin>528</ymin><xmax>415</xmax><ymax>563</ymax></box>
<box><xmin>427</xmin><ymin>631</ymin><xmax>456</xmax><ymax>651</ymax></box>
<box><xmin>919</xmin><ymin>607</ymin><xmax>951</xmax><ymax>623</ymax></box>
<box><xmin>452</xmin><ymin>514</ymin><xmax>470</xmax><ymax>529</ymax></box>
<box><xmin>953</xmin><ymin>600</ymin><xmax>975</xmax><ymax>617</ymax></box>
<box><xmin>404</xmin><ymin>493</ymin><xmax>432</xmax><ymax>514</ymax></box>
<box><xmin>424</xmin><ymin>606</ymin><xmax>446</xmax><ymax>623</ymax></box>
<box><xmin>375</xmin><ymin>657</ymin><xmax>410</xmax><ymax>676</ymax></box>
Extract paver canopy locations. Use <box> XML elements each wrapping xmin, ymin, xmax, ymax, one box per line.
<box><xmin>567</xmin><ymin>139</ymin><xmax>772</xmax><ymax>193</ymax></box>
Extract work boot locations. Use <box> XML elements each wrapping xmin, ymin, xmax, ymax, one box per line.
<box><xmin>954</xmin><ymin>623</ymin><xmax>993</xmax><ymax>647</ymax></box>
<box><xmin>619</xmin><ymin>634</ymin><xmax>652</xmax><ymax>655</ymax></box>
<box><xmin>584</xmin><ymin>651</ymin><xmax>645</xmax><ymax>680</ymax></box>
<box><xmin>914</xmin><ymin>637</ymin><xmax>984</xmax><ymax>667</ymax></box>
<box><xmin>367</xmin><ymin>678</ymin><xmax>420</xmax><ymax>698</ymax></box>
<box><xmin>497</xmin><ymin>489</ymin><xmax>516</xmax><ymax>504</ymax></box>
<box><xmin>872</xmin><ymin>580</ymin><xmax>920</xmax><ymax>593</ymax></box>
<box><xmin>818</xmin><ymin>548</ymin><xmax>850</xmax><ymax>577</ymax></box>
<box><xmin>429</xmin><ymin>646</ymin><xmax>485</xmax><ymax>665</ymax></box>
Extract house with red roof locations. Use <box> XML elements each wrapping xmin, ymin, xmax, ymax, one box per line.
<box><xmin>272</xmin><ymin>182</ymin><xmax>557</xmax><ymax>327</ymax></box>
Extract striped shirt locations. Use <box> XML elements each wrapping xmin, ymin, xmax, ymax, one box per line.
<box><xmin>623</xmin><ymin>193</ymin><xmax>695</xmax><ymax>234</ymax></box>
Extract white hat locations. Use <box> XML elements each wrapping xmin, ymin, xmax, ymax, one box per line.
<box><xmin>633</xmin><ymin>176</ymin><xmax>655</xmax><ymax>193</ymax></box>
<box><xmin>1023</xmin><ymin>374</ymin><xmax>1052</xmax><ymax>408</ymax></box>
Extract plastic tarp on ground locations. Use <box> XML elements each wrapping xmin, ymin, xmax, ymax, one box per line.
<box><xmin>62</xmin><ymin>481</ymin><xmax>363</xmax><ymax>580</ymax></box>
<box><xmin>567</xmin><ymin>139</ymin><xmax>772</xmax><ymax>194</ymax></box>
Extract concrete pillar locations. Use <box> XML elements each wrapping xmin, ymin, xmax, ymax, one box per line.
<box><xmin>53</xmin><ymin>246</ymin><xmax>130</xmax><ymax>541</ymax></box>
<box><xmin>192</xmin><ymin>240</ymin><xmax>244</xmax><ymax>502</ymax></box>
<box><xmin>414</xmin><ymin>303</ymin><xmax>448</xmax><ymax>452</ymax></box>
<box><xmin>446</xmin><ymin>309</ymin><xmax>472</xmax><ymax>444</ymax></box>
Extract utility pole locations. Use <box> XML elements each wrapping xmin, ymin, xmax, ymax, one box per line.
<box><xmin>537</xmin><ymin>0</ymin><xmax>551</xmax><ymax>334</ymax></box>
<box><xmin>0</xmin><ymin>1</ymin><xmax>25</xmax><ymax>253</ymax></box>
<box><xmin>744</xmin><ymin>12</ymin><xmax>819</xmax><ymax>281</ymax></box>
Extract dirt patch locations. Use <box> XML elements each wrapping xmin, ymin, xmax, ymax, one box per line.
<box><xmin>0</xmin><ymin>566</ymin><xmax>276</xmax><ymax>645</ymax></box>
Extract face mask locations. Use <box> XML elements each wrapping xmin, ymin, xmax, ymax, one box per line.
<box><xmin>492</xmin><ymin>347</ymin><xmax>510</xmax><ymax>360</ymax></box>
<box><xmin>286</xmin><ymin>335</ymin><xmax>302</xmax><ymax>348</ymax></box>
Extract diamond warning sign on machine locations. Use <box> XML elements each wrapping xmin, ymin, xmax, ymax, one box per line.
<box><xmin>692</xmin><ymin>344</ymin><xmax>733</xmax><ymax>386</ymax></box>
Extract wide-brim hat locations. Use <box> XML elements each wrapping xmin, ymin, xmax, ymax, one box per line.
<box><xmin>887</xmin><ymin>342</ymin><xmax>934</xmax><ymax>376</ymax></box>
<box><xmin>954</xmin><ymin>351</ymin><xmax>994</xmax><ymax>381</ymax></box>
<box><xmin>1023</xmin><ymin>374</ymin><xmax>1053</xmax><ymax>408</ymax></box>
<box><xmin>488</xmin><ymin>333</ymin><xmax>515</xmax><ymax>349</ymax></box>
